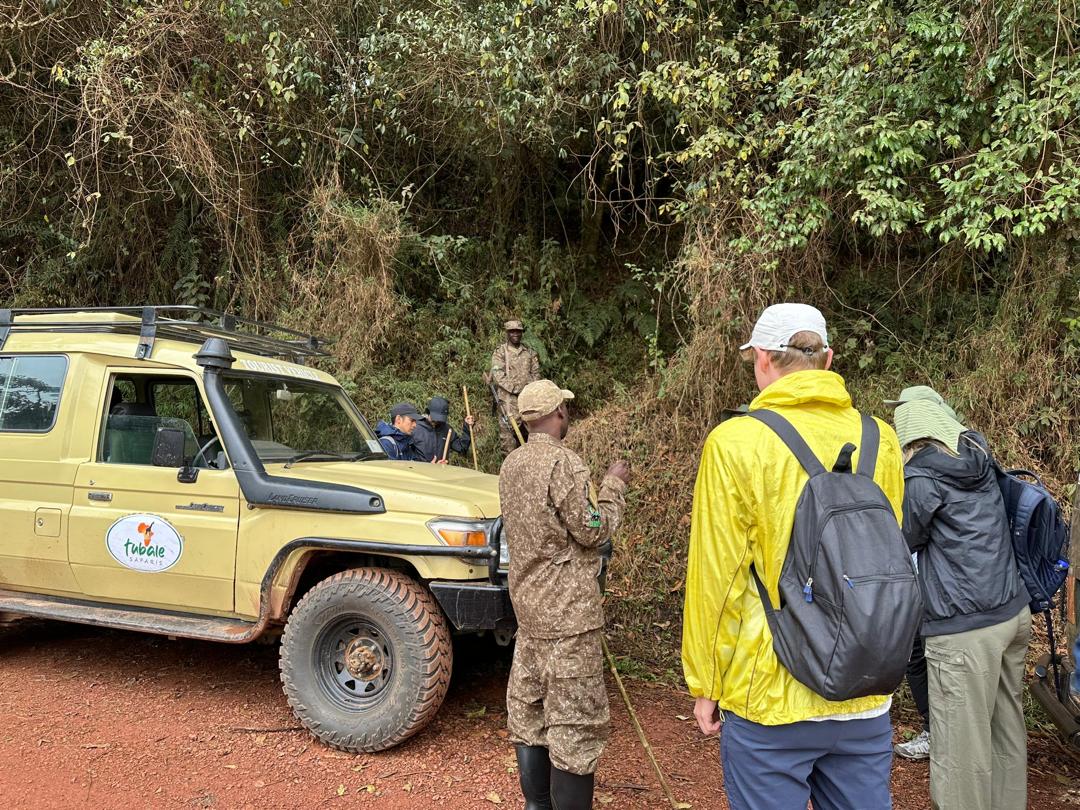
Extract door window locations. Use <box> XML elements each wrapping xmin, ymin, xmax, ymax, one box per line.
<box><xmin>151</xmin><ymin>379</ymin><xmax>213</xmax><ymax>440</ymax></box>
<box><xmin>0</xmin><ymin>355</ymin><xmax>68</xmax><ymax>432</ymax></box>
<box><xmin>99</xmin><ymin>374</ymin><xmax>218</xmax><ymax>466</ymax></box>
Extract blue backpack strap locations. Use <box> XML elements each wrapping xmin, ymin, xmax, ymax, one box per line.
<box><xmin>749</xmin><ymin>410</ymin><xmax>828</xmax><ymax>477</ymax></box>
<box><xmin>856</xmin><ymin>413</ymin><xmax>880</xmax><ymax>478</ymax></box>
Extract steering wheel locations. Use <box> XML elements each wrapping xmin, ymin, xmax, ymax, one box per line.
<box><xmin>190</xmin><ymin>436</ymin><xmax>223</xmax><ymax>469</ymax></box>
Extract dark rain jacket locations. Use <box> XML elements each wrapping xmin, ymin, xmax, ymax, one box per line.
<box><xmin>903</xmin><ymin>431</ymin><xmax>1028</xmax><ymax>637</ymax></box>
<box><xmin>412</xmin><ymin>417</ymin><xmax>472</xmax><ymax>463</ymax></box>
<box><xmin>374</xmin><ymin>421</ymin><xmax>422</xmax><ymax>461</ymax></box>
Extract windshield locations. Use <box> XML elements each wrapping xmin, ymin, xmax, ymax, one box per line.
<box><xmin>223</xmin><ymin>375</ymin><xmax>383</xmax><ymax>463</ymax></box>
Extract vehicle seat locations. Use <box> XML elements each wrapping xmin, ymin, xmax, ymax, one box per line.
<box><xmin>110</xmin><ymin>401</ymin><xmax>156</xmax><ymax>417</ymax></box>
<box><xmin>103</xmin><ymin>401</ymin><xmax>156</xmax><ymax>464</ymax></box>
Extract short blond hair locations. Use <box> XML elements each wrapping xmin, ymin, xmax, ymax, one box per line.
<box><xmin>770</xmin><ymin>330</ymin><xmax>829</xmax><ymax>372</ymax></box>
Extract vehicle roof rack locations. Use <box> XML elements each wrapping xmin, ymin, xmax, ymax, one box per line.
<box><xmin>0</xmin><ymin>306</ymin><xmax>332</xmax><ymax>362</ymax></box>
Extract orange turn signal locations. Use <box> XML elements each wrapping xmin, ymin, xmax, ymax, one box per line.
<box><xmin>436</xmin><ymin>529</ymin><xmax>488</xmax><ymax>547</ymax></box>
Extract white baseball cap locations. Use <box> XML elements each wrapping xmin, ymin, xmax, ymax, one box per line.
<box><xmin>740</xmin><ymin>303</ymin><xmax>829</xmax><ymax>352</ymax></box>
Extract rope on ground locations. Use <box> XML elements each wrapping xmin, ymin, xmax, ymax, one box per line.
<box><xmin>602</xmin><ymin>636</ymin><xmax>687</xmax><ymax>810</ymax></box>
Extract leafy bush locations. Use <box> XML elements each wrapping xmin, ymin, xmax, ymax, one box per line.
<box><xmin>1</xmin><ymin>0</ymin><xmax>1076</xmax><ymax>670</ymax></box>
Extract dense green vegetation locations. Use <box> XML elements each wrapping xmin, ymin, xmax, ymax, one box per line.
<box><xmin>2</xmin><ymin>0</ymin><xmax>1077</xmax><ymax>669</ymax></box>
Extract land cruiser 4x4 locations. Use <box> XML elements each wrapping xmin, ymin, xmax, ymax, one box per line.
<box><xmin>0</xmin><ymin>306</ymin><xmax>513</xmax><ymax>752</ymax></box>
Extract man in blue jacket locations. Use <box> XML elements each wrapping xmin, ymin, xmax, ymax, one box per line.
<box><xmin>375</xmin><ymin>402</ymin><xmax>423</xmax><ymax>460</ymax></box>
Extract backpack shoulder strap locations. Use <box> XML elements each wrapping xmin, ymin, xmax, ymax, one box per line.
<box><xmin>749</xmin><ymin>563</ymin><xmax>781</xmax><ymax>636</ymax></box>
<box><xmin>855</xmin><ymin>412</ymin><xmax>880</xmax><ymax>478</ymax></box>
<box><xmin>748</xmin><ymin>410</ymin><xmax>828</xmax><ymax>477</ymax></box>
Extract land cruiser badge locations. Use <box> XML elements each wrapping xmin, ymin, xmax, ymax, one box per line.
<box><xmin>106</xmin><ymin>514</ymin><xmax>184</xmax><ymax>572</ymax></box>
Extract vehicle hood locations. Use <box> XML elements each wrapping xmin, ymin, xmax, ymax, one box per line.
<box><xmin>266</xmin><ymin>460</ymin><xmax>501</xmax><ymax>519</ymax></box>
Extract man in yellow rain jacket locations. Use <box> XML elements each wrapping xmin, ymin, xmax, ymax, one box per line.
<box><xmin>682</xmin><ymin>303</ymin><xmax>905</xmax><ymax>810</ymax></box>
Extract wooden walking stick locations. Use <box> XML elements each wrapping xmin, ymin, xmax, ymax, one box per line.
<box><xmin>508</xmin><ymin>411</ymin><xmax>526</xmax><ymax>447</ymax></box>
<box><xmin>462</xmin><ymin>385</ymin><xmax>479</xmax><ymax>471</ymax></box>
<box><xmin>602</xmin><ymin>637</ymin><xmax>684</xmax><ymax>809</ymax></box>
<box><xmin>441</xmin><ymin>428</ymin><xmax>453</xmax><ymax>462</ymax></box>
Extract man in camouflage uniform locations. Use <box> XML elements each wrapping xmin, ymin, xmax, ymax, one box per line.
<box><xmin>490</xmin><ymin>319</ymin><xmax>540</xmax><ymax>455</ymax></box>
<box><xmin>499</xmin><ymin>379</ymin><xmax>630</xmax><ymax>810</ymax></box>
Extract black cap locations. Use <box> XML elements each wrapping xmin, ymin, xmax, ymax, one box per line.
<box><xmin>389</xmin><ymin>402</ymin><xmax>421</xmax><ymax>421</ymax></box>
<box><xmin>427</xmin><ymin>396</ymin><xmax>450</xmax><ymax>423</ymax></box>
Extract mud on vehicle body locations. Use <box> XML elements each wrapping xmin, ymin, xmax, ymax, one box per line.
<box><xmin>0</xmin><ymin>306</ymin><xmax>514</xmax><ymax>752</ymax></box>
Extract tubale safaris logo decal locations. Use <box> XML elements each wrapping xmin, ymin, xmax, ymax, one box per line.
<box><xmin>106</xmin><ymin>514</ymin><xmax>184</xmax><ymax>572</ymax></box>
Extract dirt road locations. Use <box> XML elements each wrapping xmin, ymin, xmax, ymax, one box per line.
<box><xmin>0</xmin><ymin>620</ymin><xmax>1075</xmax><ymax>808</ymax></box>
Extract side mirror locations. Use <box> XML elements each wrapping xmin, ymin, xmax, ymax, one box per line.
<box><xmin>151</xmin><ymin>428</ymin><xmax>186</xmax><ymax>468</ymax></box>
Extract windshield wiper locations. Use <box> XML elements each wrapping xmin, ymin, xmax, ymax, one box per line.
<box><xmin>283</xmin><ymin>450</ymin><xmax>355</xmax><ymax>468</ymax></box>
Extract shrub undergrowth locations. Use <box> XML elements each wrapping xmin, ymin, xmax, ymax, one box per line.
<box><xmin>1</xmin><ymin>0</ymin><xmax>1077</xmax><ymax>674</ymax></box>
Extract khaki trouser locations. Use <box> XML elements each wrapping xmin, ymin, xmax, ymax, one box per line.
<box><xmin>506</xmin><ymin>630</ymin><xmax>610</xmax><ymax>775</ymax></box>
<box><xmin>925</xmin><ymin>605</ymin><xmax>1031</xmax><ymax>810</ymax></box>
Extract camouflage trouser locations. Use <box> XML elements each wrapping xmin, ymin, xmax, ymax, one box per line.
<box><xmin>506</xmin><ymin>629</ymin><xmax>610</xmax><ymax>775</ymax></box>
<box><xmin>497</xmin><ymin>397</ymin><xmax>522</xmax><ymax>455</ymax></box>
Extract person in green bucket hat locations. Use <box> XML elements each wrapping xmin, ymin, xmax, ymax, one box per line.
<box><xmin>890</xmin><ymin>392</ymin><xmax>965</xmax><ymax>762</ymax></box>
<box><xmin>893</xmin><ymin>398</ymin><xmax>967</xmax><ymax>455</ymax></box>
<box><xmin>891</xmin><ymin>391</ymin><xmax>1031</xmax><ymax>810</ymax></box>
<box><xmin>884</xmin><ymin>384</ymin><xmax>962</xmax><ymax>423</ymax></box>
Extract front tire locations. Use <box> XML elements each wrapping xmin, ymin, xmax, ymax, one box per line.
<box><xmin>280</xmin><ymin>567</ymin><xmax>452</xmax><ymax>752</ymax></box>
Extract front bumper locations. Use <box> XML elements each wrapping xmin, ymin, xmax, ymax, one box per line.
<box><xmin>428</xmin><ymin>522</ymin><xmax>612</xmax><ymax>634</ymax></box>
<box><xmin>429</xmin><ymin>580</ymin><xmax>515</xmax><ymax>633</ymax></box>
<box><xmin>427</xmin><ymin>516</ymin><xmax>515</xmax><ymax>633</ymax></box>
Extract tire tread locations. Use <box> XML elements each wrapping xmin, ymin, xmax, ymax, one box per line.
<box><xmin>279</xmin><ymin>567</ymin><xmax>453</xmax><ymax>753</ymax></box>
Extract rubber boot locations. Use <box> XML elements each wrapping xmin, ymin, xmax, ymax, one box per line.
<box><xmin>515</xmin><ymin>745</ymin><xmax>553</xmax><ymax>810</ymax></box>
<box><xmin>550</xmin><ymin>766</ymin><xmax>594</xmax><ymax>810</ymax></box>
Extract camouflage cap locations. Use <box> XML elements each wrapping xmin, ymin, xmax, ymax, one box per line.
<box><xmin>504</xmin><ymin>319</ymin><xmax>525</xmax><ymax>331</ymax></box>
<box><xmin>518</xmin><ymin>379</ymin><xmax>574</xmax><ymax>422</ymax></box>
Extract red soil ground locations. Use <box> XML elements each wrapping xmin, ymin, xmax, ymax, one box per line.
<box><xmin>0</xmin><ymin>620</ymin><xmax>1076</xmax><ymax>809</ymax></box>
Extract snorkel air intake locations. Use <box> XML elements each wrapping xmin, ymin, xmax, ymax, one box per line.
<box><xmin>195</xmin><ymin>338</ymin><xmax>385</xmax><ymax>514</ymax></box>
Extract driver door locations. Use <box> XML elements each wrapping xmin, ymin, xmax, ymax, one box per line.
<box><xmin>68</xmin><ymin>371</ymin><xmax>240</xmax><ymax>613</ymax></box>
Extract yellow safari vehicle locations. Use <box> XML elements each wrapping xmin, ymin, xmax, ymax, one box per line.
<box><xmin>0</xmin><ymin>306</ymin><xmax>512</xmax><ymax>752</ymax></box>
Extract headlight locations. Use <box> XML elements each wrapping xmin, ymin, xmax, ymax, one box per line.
<box><xmin>427</xmin><ymin>518</ymin><xmax>496</xmax><ymax>553</ymax></box>
<box><xmin>499</xmin><ymin>529</ymin><xmax>510</xmax><ymax>568</ymax></box>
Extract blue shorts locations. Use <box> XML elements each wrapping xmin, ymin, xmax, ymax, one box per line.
<box><xmin>720</xmin><ymin>711</ymin><xmax>893</xmax><ymax>810</ymax></box>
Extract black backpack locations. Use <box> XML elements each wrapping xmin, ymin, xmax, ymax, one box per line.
<box><xmin>749</xmin><ymin>410</ymin><xmax>924</xmax><ymax>701</ymax></box>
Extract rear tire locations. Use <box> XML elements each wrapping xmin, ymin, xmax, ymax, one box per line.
<box><xmin>280</xmin><ymin>567</ymin><xmax>452</xmax><ymax>752</ymax></box>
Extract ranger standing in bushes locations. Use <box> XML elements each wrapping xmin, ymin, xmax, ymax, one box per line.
<box><xmin>490</xmin><ymin>319</ymin><xmax>540</xmax><ymax>455</ymax></box>
<box><xmin>499</xmin><ymin>380</ymin><xmax>630</xmax><ymax>810</ymax></box>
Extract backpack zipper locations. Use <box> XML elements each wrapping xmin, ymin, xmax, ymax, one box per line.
<box><xmin>803</xmin><ymin>502</ymin><xmax>896</xmax><ymax>602</ymax></box>
<box><xmin>843</xmin><ymin>572</ymin><xmax>915</xmax><ymax>586</ymax></box>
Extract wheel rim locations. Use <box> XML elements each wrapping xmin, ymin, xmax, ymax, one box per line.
<box><xmin>313</xmin><ymin>616</ymin><xmax>394</xmax><ymax>711</ymax></box>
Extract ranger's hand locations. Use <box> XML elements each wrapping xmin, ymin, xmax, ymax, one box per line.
<box><xmin>606</xmin><ymin>460</ymin><xmax>631</xmax><ymax>485</ymax></box>
<box><xmin>465</xmin><ymin>415</ymin><xmax>476</xmax><ymax>427</ymax></box>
